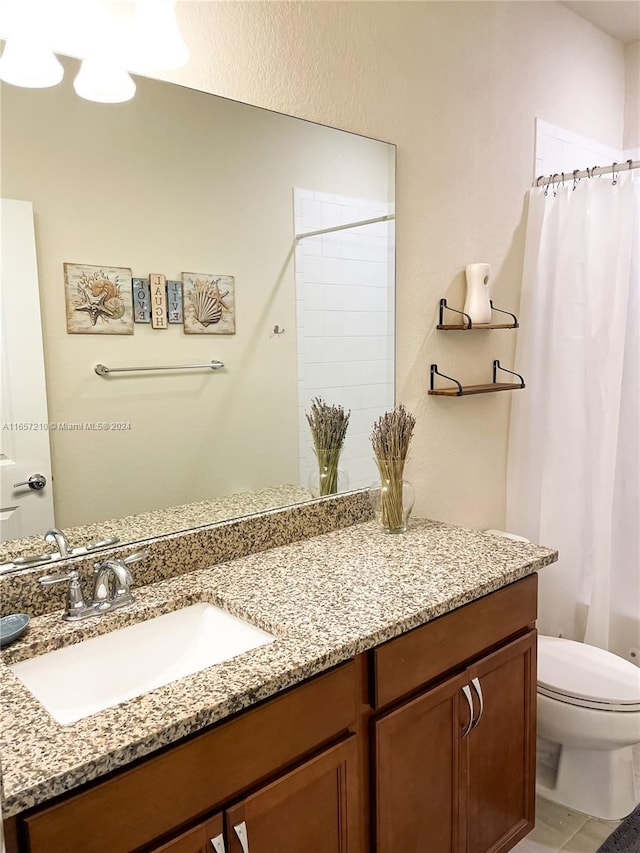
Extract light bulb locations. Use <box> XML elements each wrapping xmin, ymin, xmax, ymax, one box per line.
<box><xmin>127</xmin><ymin>0</ymin><xmax>189</xmax><ymax>72</ymax></box>
<box><xmin>73</xmin><ymin>58</ymin><xmax>136</xmax><ymax>104</ymax></box>
<box><xmin>0</xmin><ymin>38</ymin><xmax>64</xmax><ymax>88</ymax></box>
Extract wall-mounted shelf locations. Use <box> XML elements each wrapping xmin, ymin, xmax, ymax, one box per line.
<box><xmin>429</xmin><ymin>360</ymin><xmax>525</xmax><ymax>397</ymax></box>
<box><xmin>437</xmin><ymin>299</ymin><xmax>518</xmax><ymax>330</ymax></box>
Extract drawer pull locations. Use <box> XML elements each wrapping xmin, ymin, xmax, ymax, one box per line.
<box><xmin>233</xmin><ymin>820</ymin><xmax>249</xmax><ymax>853</ymax></box>
<box><xmin>461</xmin><ymin>684</ymin><xmax>474</xmax><ymax>738</ymax></box>
<box><xmin>470</xmin><ymin>677</ymin><xmax>484</xmax><ymax>729</ymax></box>
<box><xmin>210</xmin><ymin>833</ymin><xmax>226</xmax><ymax>852</ymax></box>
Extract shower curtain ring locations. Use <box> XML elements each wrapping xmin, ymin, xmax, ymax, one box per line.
<box><xmin>572</xmin><ymin>169</ymin><xmax>580</xmax><ymax>191</ymax></box>
<box><xmin>612</xmin><ymin>162</ymin><xmax>618</xmax><ymax>185</ymax></box>
<box><xmin>551</xmin><ymin>173</ymin><xmax>559</xmax><ymax>197</ymax></box>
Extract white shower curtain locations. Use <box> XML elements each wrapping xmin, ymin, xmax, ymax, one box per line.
<box><xmin>506</xmin><ymin>170</ymin><xmax>639</xmax><ymax>654</ymax></box>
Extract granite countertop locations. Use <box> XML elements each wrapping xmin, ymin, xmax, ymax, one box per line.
<box><xmin>0</xmin><ymin>484</ymin><xmax>311</xmax><ymax>568</ymax></box>
<box><xmin>0</xmin><ymin>518</ymin><xmax>557</xmax><ymax>819</ymax></box>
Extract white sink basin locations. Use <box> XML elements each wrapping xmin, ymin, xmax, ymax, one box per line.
<box><xmin>9</xmin><ymin>603</ymin><xmax>275</xmax><ymax>725</ymax></box>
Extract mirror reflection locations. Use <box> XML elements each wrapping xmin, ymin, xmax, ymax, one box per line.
<box><xmin>0</xmin><ymin>56</ymin><xmax>395</xmax><ymax>560</ymax></box>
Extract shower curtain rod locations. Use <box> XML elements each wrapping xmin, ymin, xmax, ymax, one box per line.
<box><xmin>295</xmin><ymin>213</ymin><xmax>395</xmax><ymax>241</ymax></box>
<box><xmin>536</xmin><ymin>159</ymin><xmax>639</xmax><ymax>187</ymax></box>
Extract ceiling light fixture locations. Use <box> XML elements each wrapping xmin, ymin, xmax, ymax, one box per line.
<box><xmin>73</xmin><ymin>58</ymin><xmax>136</xmax><ymax>104</ymax></box>
<box><xmin>0</xmin><ymin>0</ymin><xmax>190</xmax><ymax>104</ymax></box>
<box><xmin>0</xmin><ymin>38</ymin><xmax>64</xmax><ymax>88</ymax></box>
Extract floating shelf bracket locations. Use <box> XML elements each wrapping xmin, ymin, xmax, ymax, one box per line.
<box><xmin>429</xmin><ymin>364</ymin><xmax>463</xmax><ymax>395</ymax></box>
<box><xmin>429</xmin><ymin>360</ymin><xmax>525</xmax><ymax>397</ymax></box>
<box><xmin>437</xmin><ymin>299</ymin><xmax>472</xmax><ymax>329</ymax></box>
<box><xmin>437</xmin><ymin>298</ymin><xmax>518</xmax><ymax>330</ymax></box>
<box><xmin>492</xmin><ymin>359</ymin><xmax>525</xmax><ymax>387</ymax></box>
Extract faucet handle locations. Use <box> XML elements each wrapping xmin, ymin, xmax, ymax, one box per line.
<box><xmin>39</xmin><ymin>569</ymin><xmax>79</xmax><ymax>585</ymax></box>
<box><xmin>92</xmin><ymin>550</ymin><xmax>147</xmax><ymax>577</ymax></box>
<box><xmin>39</xmin><ymin>570</ymin><xmax>93</xmax><ymax>620</ymax></box>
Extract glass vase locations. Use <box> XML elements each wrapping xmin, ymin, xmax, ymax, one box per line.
<box><xmin>369</xmin><ymin>459</ymin><xmax>415</xmax><ymax>533</ymax></box>
<box><xmin>308</xmin><ymin>448</ymin><xmax>349</xmax><ymax>498</ymax></box>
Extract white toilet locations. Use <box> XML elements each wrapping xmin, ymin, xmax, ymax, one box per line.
<box><xmin>482</xmin><ymin>529</ymin><xmax>640</xmax><ymax>819</ymax></box>
<box><xmin>537</xmin><ymin>635</ymin><xmax>640</xmax><ymax>820</ymax></box>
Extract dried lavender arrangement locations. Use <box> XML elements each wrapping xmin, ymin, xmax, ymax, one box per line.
<box><xmin>306</xmin><ymin>397</ymin><xmax>351</xmax><ymax>496</ymax></box>
<box><xmin>370</xmin><ymin>404</ymin><xmax>416</xmax><ymax>532</ymax></box>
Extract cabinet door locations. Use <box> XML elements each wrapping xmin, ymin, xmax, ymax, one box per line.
<box><xmin>465</xmin><ymin>630</ymin><xmax>536</xmax><ymax>853</ymax></box>
<box><xmin>150</xmin><ymin>814</ymin><xmax>225</xmax><ymax>853</ymax></box>
<box><xmin>225</xmin><ymin>737</ymin><xmax>360</xmax><ymax>853</ymax></box>
<box><xmin>374</xmin><ymin>671</ymin><xmax>469</xmax><ymax>853</ymax></box>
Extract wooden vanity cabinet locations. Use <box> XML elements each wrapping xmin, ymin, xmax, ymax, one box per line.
<box><xmin>372</xmin><ymin>575</ymin><xmax>537</xmax><ymax>853</ymax></box>
<box><xmin>224</xmin><ymin>737</ymin><xmax>358</xmax><ymax>853</ymax></box>
<box><xmin>374</xmin><ymin>670</ymin><xmax>468</xmax><ymax>852</ymax></box>
<box><xmin>9</xmin><ymin>575</ymin><xmax>538</xmax><ymax>853</ymax></box>
<box><xmin>149</xmin><ymin>738</ymin><xmax>358</xmax><ymax>853</ymax></box>
<box><xmin>464</xmin><ymin>632</ymin><xmax>536</xmax><ymax>853</ymax></box>
<box><xmin>18</xmin><ymin>661</ymin><xmax>359</xmax><ymax>853</ymax></box>
<box><xmin>150</xmin><ymin>814</ymin><xmax>224</xmax><ymax>853</ymax></box>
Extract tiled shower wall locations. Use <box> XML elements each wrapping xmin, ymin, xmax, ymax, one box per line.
<box><xmin>294</xmin><ymin>189</ymin><xmax>395</xmax><ymax>491</ymax></box>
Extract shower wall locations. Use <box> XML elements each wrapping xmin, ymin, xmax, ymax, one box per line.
<box><xmin>294</xmin><ymin>189</ymin><xmax>395</xmax><ymax>491</ymax></box>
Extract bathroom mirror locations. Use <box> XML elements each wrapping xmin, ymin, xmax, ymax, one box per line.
<box><xmin>0</xmin><ymin>56</ymin><xmax>396</xmax><ymax>563</ymax></box>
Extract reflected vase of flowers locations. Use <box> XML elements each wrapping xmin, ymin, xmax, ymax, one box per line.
<box><xmin>306</xmin><ymin>397</ymin><xmax>350</xmax><ymax>498</ymax></box>
<box><xmin>308</xmin><ymin>447</ymin><xmax>349</xmax><ymax>498</ymax></box>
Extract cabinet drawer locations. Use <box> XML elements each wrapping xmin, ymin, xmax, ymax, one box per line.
<box><xmin>22</xmin><ymin>660</ymin><xmax>357</xmax><ymax>853</ymax></box>
<box><xmin>372</xmin><ymin>575</ymin><xmax>537</xmax><ymax>708</ymax></box>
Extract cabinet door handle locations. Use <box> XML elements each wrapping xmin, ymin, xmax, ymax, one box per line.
<box><xmin>210</xmin><ymin>834</ymin><xmax>226</xmax><ymax>853</ymax></box>
<box><xmin>461</xmin><ymin>683</ymin><xmax>475</xmax><ymax>738</ymax></box>
<box><xmin>233</xmin><ymin>821</ymin><xmax>249</xmax><ymax>853</ymax></box>
<box><xmin>470</xmin><ymin>677</ymin><xmax>484</xmax><ymax>730</ymax></box>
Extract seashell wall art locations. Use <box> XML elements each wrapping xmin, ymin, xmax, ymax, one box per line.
<box><xmin>182</xmin><ymin>273</ymin><xmax>236</xmax><ymax>335</ymax></box>
<box><xmin>64</xmin><ymin>263</ymin><xmax>134</xmax><ymax>335</ymax></box>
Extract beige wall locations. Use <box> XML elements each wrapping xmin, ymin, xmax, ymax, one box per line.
<box><xmin>152</xmin><ymin>0</ymin><xmax>625</xmax><ymax>530</ymax></box>
<box><xmin>625</xmin><ymin>40</ymin><xmax>640</xmax><ymax>149</ymax></box>
<box><xmin>1</xmin><ymin>62</ymin><xmax>392</xmax><ymax>526</ymax></box>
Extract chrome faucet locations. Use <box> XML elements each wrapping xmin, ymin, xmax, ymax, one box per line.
<box><xmin>92</xmin><ymin>558</ymin><xmax>135</xmax><ymax>611</ymax></box>
<box><xmin>1</xmin><ymin>529</ymin><xmax>122</xmax><ymax>573</ymax></box>
<box><xmin>44</xmin><ymin>528</ymin><xmax>72</xmax><ymax>558</ymax></box>
<box><xmin>39</xmin><ymin>551</ymin><xmax>148</xmax><ymax>621</ymax></box>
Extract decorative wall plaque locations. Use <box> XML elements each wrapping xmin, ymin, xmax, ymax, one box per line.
<box><xmin>149</xmin><ymin>273</ymin><xmax>168</xmax><ymax>329</ymax></box>
<box><xmin>182</xmin><ymin>273</ymin><xmax>236</xmax><ymax>335</ymax></box>
<box><xmin>132</xmin><ymin>278</ymin><xmax>151</xmax><ymax>323</ymax></box>
<box><xmin>64</xmin><ymin>263</ymin><xmax>133</xmax><ymax>335</ymax></box>
<box><xmin>167</xmin><ymin>280</ymin><xmax>183</xmax><ymax>324</ymax></box>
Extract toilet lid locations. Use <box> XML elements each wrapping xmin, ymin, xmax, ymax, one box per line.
<box><xmin>538</xmin><ymin>636</ymin><xmax>640</xmax><ymax>711</ymax></box>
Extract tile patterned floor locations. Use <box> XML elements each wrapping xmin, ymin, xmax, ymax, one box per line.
<box><xmin>512</xmin><ymin>797</ymin><xmax>621</xmax><ymax>853</ymax></box>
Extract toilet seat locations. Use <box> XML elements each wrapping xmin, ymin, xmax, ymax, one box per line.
<box><xmin>537</xmin><ymin>636</ymin><xmax>640</xmax><ymax>712</ymax></box>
